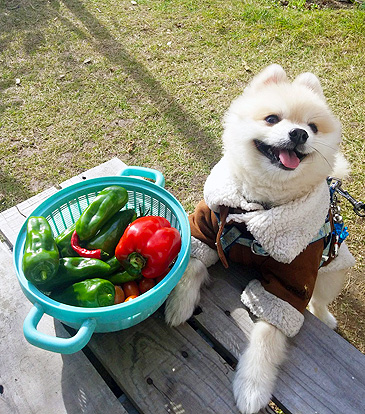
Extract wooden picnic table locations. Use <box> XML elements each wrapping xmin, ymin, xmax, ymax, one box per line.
<box><xmin>0</xmin><ymin>158</ymin><xmax>364</xmax><ymax>414</ymax></box>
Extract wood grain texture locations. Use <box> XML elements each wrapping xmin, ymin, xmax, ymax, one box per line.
<box><xmin>2</xmin><ymin>157</ymin><xmax>363</xmax><ymax>414</ymax></box>
<box><xmin>0</xmin><ymin>187</ymin><xmax>59</xmax><ymax>248</ymax></box>
<box><xmin>0</xmin><ymin>159</ymin><xmax>128</xmax><ymax>414</ymax></box>
<box><xmin>0</xmin><ymin>243</ymin><xmax>127</xmax><ymax>414</ymax></box>
<box><xmin>88</xmin><ymin>310</ymin><xmax>269</xmax><ymax>414</ymax></box>
<box><xmin>0</xmin><ymin>158</ymin><xmax>127</xmax><ymax>247</ymax></box>
<box><xmin>88</xmin><ymin>312</ymin><xmax>238</xmax><ymax>414</ymax></box>
<box><xmin>194</xmin><ymin>262</ymin><xmax>365</xmax><ymax>414</ymax></box>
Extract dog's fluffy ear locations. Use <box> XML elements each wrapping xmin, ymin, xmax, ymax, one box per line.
<box><xmin>293</xmin><ymin>72</ymin><xmax>325</xmax><ymax>100</ymax></box>
<box><xmin>248</xmin><ymin>64</ymin><xmax>288</xmax><ymax>90</ymax></box>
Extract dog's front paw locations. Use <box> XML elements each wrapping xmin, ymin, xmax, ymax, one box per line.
<box><xmin>233</xmin><ymin>321</ymin><xmax>288</xmax><ymax>413</ymax></box>
<box><xmin>233</xmin><ymin>363</ymin><xmax>272</xmax><ymax>414</ymax></box>
<box><xmin>165</xmin><ymin>258</ymin><xmax>209</xmax><ymax>327</ymax></box>
<box><xmin>165</xmin><ymin>289</ymin><xmax>193</xmax><ymax>327</ymax></box>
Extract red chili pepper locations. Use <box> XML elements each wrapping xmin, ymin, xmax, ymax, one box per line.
<box><xmin>71</xmin><ymin>231</ymin><xmax>109</xmax><ymax>260</ymax></box>
<box><xmin>115</xmin><ymin>216</ymin><xmax>181</xmax><ymax>279</ymax></box>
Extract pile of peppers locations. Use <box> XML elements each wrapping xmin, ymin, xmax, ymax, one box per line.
<box><xmin>22</xmin><ymin>185</ymin><xmax>182</xmax><ymax>308</ymax></box>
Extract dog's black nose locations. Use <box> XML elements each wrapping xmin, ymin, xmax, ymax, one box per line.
<box><xmin>289</xmin><ymin>128</ymin><xmax>308</xmax><ymax>145</ymax></box>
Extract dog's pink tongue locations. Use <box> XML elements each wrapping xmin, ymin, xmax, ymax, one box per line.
<box><xmin>279</xmin><ymin>149</ymin><xmax>300</xmax><ymax>169</ymax></box>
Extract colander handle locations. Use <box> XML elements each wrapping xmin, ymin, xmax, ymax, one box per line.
<box><xmin>119</xmin><ymin>166</ymin><xmax>165</xmax><ymax>187</ymax></box>
<box><xmin>23</xmin><ymin>303</ymin><xmax>96</xmax><ymax>354</ymax></box>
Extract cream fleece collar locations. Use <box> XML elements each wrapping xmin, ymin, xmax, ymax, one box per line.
<box><xmin>204</xmin><ymin>158</ymin><xmax>331</xmax><ymax>264</ymax></box>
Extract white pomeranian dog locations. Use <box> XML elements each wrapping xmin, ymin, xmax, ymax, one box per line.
<box><xmin>165</xmin><ymin>65</ymin><xmax>355</xmax><ymax>413</ymax></box>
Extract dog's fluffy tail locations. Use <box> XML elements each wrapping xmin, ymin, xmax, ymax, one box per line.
<box><xmin>332</xmin><ymin>152</ymin><xmax>350</xmax><ymax>179</ymax></box>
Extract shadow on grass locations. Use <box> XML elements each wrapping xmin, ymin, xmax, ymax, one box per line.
<box><xmin>0</xmin><ymin>0</ymin><xmax>60</xmax><ymax>51</ymax></box>
<box><xmin>0</xmin><ymin>1</ymin><xmax>61</xmax><ymax>114</ymax></box>
<box><xmin>1</xmin><ymin>0</ymin><xmax>221</xmax><ymax>161</ymax></box>
<box><xmin>0</xmin><ymin>171</ymin><xmax>33</xmax><ymax>213</ymax></box>
<box><xmin>59</xmin><ymin>0</ymin><xmax>221</xmax><ymax>162</ymax></box>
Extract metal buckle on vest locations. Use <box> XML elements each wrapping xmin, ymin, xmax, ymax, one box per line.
<box><xmin>250</xmin><ymin>240</ymin><xmax>270</xmax><ymax>256</ymax></box>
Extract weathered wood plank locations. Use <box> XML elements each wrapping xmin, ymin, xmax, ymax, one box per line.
<box><xmin>0</xmin><ymin>158</ymin><xmax>127</xmax><ymax>247</ymax></box>
<box><xmin>59</xmin><ymin>157</ymin><xmax>127</xmax><ymax>189</ymax></box>
<box><xmin>87</xmin><ymin>310</ymin><xmax>274</xmax><ymax>414</ymax></box>
<box><xmin>16</xmin><ymin>186</ymin><xmax>60</xmax><ymax>217</ymax></box>
<box><xmin>0</xmin><ymin>206</ymin><xmax>25</xmax><ymax>249</ymax></box>
<box><xmin>0</xmin><ymin>187</ymin><xmax>59</xmax><ymax>248</ymax></box>
<box><xmin>3</xmin><ymin>157</ymin><xmax>363</xmax><ymax>414</ymax></box>
<box><xmin>281</xmin><ymin>311</ymin><xmax>365</xmax><ymax>414</ymax></box>
<box><xmin>0</xmin><ymin>159</ymin><xmax>129</xmax><ymax>414</ymax></box>
<box><xmin>194</xmin><ymin>262</ymin><xmax>365</xmax><ymax>414</ymax></box>
<box><xmin>0</xmin><ymin>243</ymin><xmax>127</xmax><ymax>414</ymax></box>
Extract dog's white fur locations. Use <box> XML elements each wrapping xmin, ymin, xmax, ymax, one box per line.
<box><xmin>165</xmin><ymin>65</ymin><xmax>352</xmax><ymax>413</ymax></box>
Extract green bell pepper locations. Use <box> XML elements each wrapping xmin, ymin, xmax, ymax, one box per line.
<box><xmin>51</xmin><ymin>278</ymin><xmax>115</xmax><ymax>307</ymax></box>
<box><xmin>40</xmin><ymin>257</ymin><xmax>111</xmax><ymax>293</ymax></box>
<box><xmin>105</xmin><ymin>256</ymin><xmax>141</xmax><ymax>284</ymax></box>
<box><xmin>86</xmin><ymin>209</ymin><xmax>136</xmax><ymax>256</ymax></box>
<box><xmin>22</xmin><ymin>216</ymin><xmax>59</xmax><ymax>286</ymax></box>
<box><xmin>106</xmin><ymin>270</ymin><xmax>141</xmax><ymax>285</ymax></box>
<box><xmin>76</xmin><ymin>186</ymin><xmax>128</xmax><ymax>241</ymax></box>
<box><xmin>55</xmin><ymin>222</ymin><xmax>78</xmax><ymax>258</ymax></box>
<box><xmin>106</xmin><ymin>256</ymin><xmax>122</xmax><ymax>274</ymax></box>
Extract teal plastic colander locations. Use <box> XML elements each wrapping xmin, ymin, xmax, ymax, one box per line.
<box><xmin>13</xmin><ymin>166</ymin><xmax>191</xmax><ymax>354</ymax></box>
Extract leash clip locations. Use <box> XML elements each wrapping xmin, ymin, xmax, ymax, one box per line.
<box><xmin>328</xmin><ymin>177</ymin><xmax>365</xmax><ymax>217</ymax></box>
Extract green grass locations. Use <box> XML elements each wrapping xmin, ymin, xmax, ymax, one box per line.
<box><xmin>1</xmin><ymin>0</ymin><xmax>364</xmax><ymax>350</ymax></box>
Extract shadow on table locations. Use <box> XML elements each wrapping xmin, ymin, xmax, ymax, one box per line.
<box><xmin>55</xmin><ymin>321</ymin><xmax>127</xmax><ymax>413</ymax></box>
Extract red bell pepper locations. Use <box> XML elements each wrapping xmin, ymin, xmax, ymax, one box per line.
<box><xmin>115</xmin><ymin>216</ymin><xmax>181</xmax><ymax>278</ymax></box>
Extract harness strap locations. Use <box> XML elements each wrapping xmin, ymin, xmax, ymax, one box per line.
<box><xmin>214</xmin><ymin>179</ymin><xmax>351</xmax><ymax>268</ymax></box>
<box><xmin>217</xmin><ymin>210</ymin><xmax>335</xmax><ymax>268</ymax></box>
<box><xmin>216</xmin><ymin>205</ymin><xmax>229</xmax><ymax>268</ymax></box>
<box><xmin>237</xmin><ymin>238</ymin><xmax>270</xmax><ymax>256</ymax></box>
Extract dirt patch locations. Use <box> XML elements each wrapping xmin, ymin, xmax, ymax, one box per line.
<box><xmin>330</xmin><ymin>268</ymin><xmax>365</xmax><ymax>354</ymax></box>
<box><xmin>280</xmin><ymin>0</ymin><xmax>357</xmax><ymax>9</ymax></box>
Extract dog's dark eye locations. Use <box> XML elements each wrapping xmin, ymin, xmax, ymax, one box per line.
<box><xmin>309</xmin><ymin>123</ymin><xmax>318</xmax><ymax>133</ymax></box>
<box><xmin>265</xmin><ymin>115</ymin><xmax>280</xmax><ymax>125</ymax></box>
